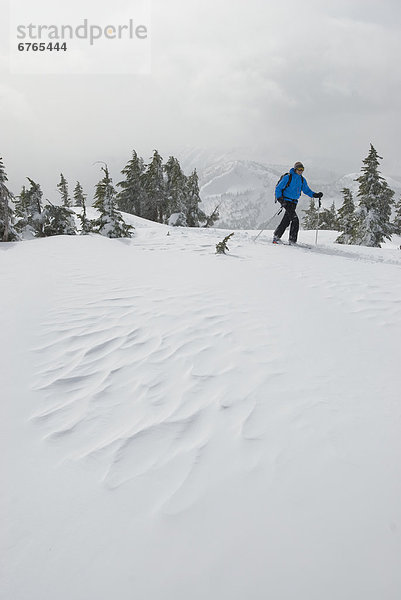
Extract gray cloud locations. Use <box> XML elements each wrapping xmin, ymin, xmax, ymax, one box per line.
<box><xmin>1</xmin><ymin>0</ymin><xmax>400</xmax><ymax>198</ymax></box>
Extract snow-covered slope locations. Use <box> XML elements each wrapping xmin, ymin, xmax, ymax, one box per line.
<box><xmin>198</xmin><ymin>159</ymin><xmax>283</xmax><ymax>230</ymax></box>
<box><xmin>2</xmin><ymin>219</ymin><xmax>401</xmax><ymax>600</ymax></box>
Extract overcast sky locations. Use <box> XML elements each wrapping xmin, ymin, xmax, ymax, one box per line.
<box><xmin>1</xmin><ymin>0</ymin><xmax>401</xmax><ymax>198</ymax></box>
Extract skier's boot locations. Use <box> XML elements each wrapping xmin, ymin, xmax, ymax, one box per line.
<box><xmin>272</xmin><ymin>236</ymin><xmax>283</xmax><ymax>244</ymax></box>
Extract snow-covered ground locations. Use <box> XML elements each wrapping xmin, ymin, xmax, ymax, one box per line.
<box><xmin>1</xmin><ymin>216</ymin><xmax>401</xmax><ymax>600</ymax></box>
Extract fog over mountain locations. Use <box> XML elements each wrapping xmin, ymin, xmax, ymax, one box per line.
<box><xmin>179</xmin><ymin>149</ymin><xmax>401</xmax><ymax>230</ymax></box>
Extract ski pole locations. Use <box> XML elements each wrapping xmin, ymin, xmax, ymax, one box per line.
<box><xmin>254</xmin><ymin>207</ymin><xmax>283</xmax><ymax>241</ymax></box>
<box><xmin>315</xmin><ymin>198</ymin><xmax>321</xmax><ymax>245</ymax></box>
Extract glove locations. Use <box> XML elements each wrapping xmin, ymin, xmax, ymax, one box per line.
<box><xmin>313</xmin><ymin>192</ymin><xmax>323</xmax><ymax>208</ymax></box>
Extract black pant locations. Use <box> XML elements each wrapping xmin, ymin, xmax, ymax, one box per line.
<box><xmin>274</xmin><ymin>200</ymin><xmax>299</xmax><ymax>242</ymax></box>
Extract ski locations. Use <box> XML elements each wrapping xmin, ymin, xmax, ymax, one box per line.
<box><xmin>287</xmin><ymin>242</ymin><xmax>312</xmax><ymax>249</ymax></box>
<box><xmin>272</xmin><ymin>240</ymin><xmax>312</xmax><ymax>249</ymax></box>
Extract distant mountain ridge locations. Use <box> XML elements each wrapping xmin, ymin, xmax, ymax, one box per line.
<box><xmin>178</xmin><ymin>151</ymin><xmax>401</xmax><ymax>230</ymax></box>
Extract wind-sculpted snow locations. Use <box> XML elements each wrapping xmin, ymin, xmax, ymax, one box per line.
<box><xmin>2</xmin><ymin>224</ymin><xmax>401</xmax><ymax>600</ymax></box>
<box><xmin>30</xmin><ymin>279</ymin><xmax>289</xmax><ymax>514</ymax></box>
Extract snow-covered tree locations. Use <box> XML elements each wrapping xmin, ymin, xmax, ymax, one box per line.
<box><xmin>350</xmin><ymin>144</ymin><xmax>394</xmax><ymax>247</ymax></box>
<box><xmin>202</xmin><ymin>204</ymin><xmax>220</xmax><ymax>227</ymax></box>
<box><xmin>73</xmin><ymin>181</ymin><xmax>86</xmax><ymax>207</ymax></box>
<box><xmin>186</xmin><ymin>169</ymin><xmax>206</xmax><ymax>227</ymax></box>
<box><xmin>319</xmin><ymin>202</ymin><xmax>339</xmax><ymax>231</ymax></box>
<box><xmin>392</xmin><ymin>196</ymin><xmax>401</xmax><ymax>236</ymax></box>
<box><xmin>26</xmin><ymin>178</ymin><xmax>45</xmax><ymax>237</ymax></box>
<box><xmin>41</xmin><ymin>203</ymin><xmax>77</xmax><ymax>236</ymax></box>
<box><xmin>57</xmin><ymin>173</ymin><xmax>71</xmax><ymax>207</ymax></box>
<box><xmin>14</xmin><ymin>186</ymin><xmax>31</xmax><ymax>234</ymax></box>
<box><xmin>117</xmin><ymin>150</ymin><xmax>145</xmax><ymax>216</ymax></box>
<box><xmin>142</xmin><ymin>150</ymin><xmax>165</xmax><ymax>222</ymax></box>
<box><xmin>92</xmin><ymin>165</ymin><xmax>133</xmax><ymax>238</ymax></box>
<box><xmin>77</xmin><ymin>197</ymin><xmax>92</xmax><ymax>234</ymax></box>
<box><xmin>302</xmin><ymin>198</ymin><xmax>319</xmax><ymax>229</ymax></box>
<box><xmin>203</xmin><ymin>204</ymin><xmax>220</xmax><ymax>228</ymax></box>
<box><xmin>164</xmin><ymin>156</ymin><xmax>187</xmax><ymax>225</ymax></box>
<box><xmin>336</xmin><ymin>188</ymin><xmax>356</xmax><ymax>245</ymax></box>
<box><xmin>0</xmin><ymin>157</ymin><xmax>19</xmax><ymax>242</ymax></box>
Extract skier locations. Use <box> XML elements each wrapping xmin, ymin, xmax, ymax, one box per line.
<box><xmin>273</xmin><ymin>161</ymin><xmax>323</xmax><ymax>244</ymax></box>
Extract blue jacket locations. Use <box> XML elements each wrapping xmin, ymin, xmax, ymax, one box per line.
<box><xmin>275</xmin><ymin>168</ymin><xmax>315</xmax><ymax>204</ymax></box>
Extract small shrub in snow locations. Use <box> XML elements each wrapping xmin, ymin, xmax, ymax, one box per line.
<box><xmin>216</xmin><ymin>232</ymin><xmax>234</xmax><ymax>254</ymax></box>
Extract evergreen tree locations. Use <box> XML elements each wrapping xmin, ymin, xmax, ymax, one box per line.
<box><xmin>203</xmin><ymin>204</ymin><xmax>220</xmax><ymax>228</ymax></box>
<box><xmin>392</xmin><ymin>196</ymin><xmax>401</xmax><ymax>236</ymax></box>
<box><xmin>77</xmin><ymin>197</ymin><xmax>92</xmax><ymax>234</ymax></box>
<box><xmin>164</xmin><ymin>156</ymin><xmax>187</xmax><ymax>225</ymax></box>
<box><xmin>186</xmin><ymin>169</ymin><xmax>206</xmax><ymax>227</ymax></box>
<box><xmin>117</xmin><ymin>150</ymin><xmax>145</xmax><ymax>216</ymax></box>
<box><xmin>14</xmin><ymin>186</ymin><xmax>31</xmax><ymax>234</ymax></box>
<box><xmin>336</xmin><ymin>188</ymin><xmax>356</xmax><ymax>245</ymax></box>
<box><xmin>302</xmin><ymin>198</ymin><xmax>319</xmax><ymax>229</ymax></box>
<box><xmin>0</xmin><ymin>157</ymin><xmax>19</xmax><ymax>242</ymax></box>
<box><xmin>26</xmin><ymin>178</ymin><xmax>45</xmax><ymax>237</ymax></box>
<box><xmin>57</xmin><ymin>173</ymin><xmax>71</xmax><ymax>207</ymax></box>
<box><xmin>350</xmin><ymin>144</ymin><xmax>394</xmax><ymax>247</ymax></box>
<box><xmin>41</xmin><ymin>203</ymin><xmax>77</xmax><ymax>236</ymax></box>
<box><xmin>319</xmin><ymin>202</ymin><xmax>339</xmax><ymax>231</ymax></box>
<box><xmin>142</xmin><ymin>150</ymin><xmax>165</xmax><ymax>222</ymax></box>
<box><xmin>73</xmin><ymin>181</ymin><xmax>86</xmax><ymax>207</ymax></box>
<box><xmin>92</xmin><ymin>165</ymin><xmax>133</xmax><ymax>238</ymax></box>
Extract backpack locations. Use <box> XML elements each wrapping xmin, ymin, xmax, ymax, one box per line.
<box><xmin>275</xmin><ymin>172</ymin><xmax>303</xmax><ymax>203</ymax></box>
